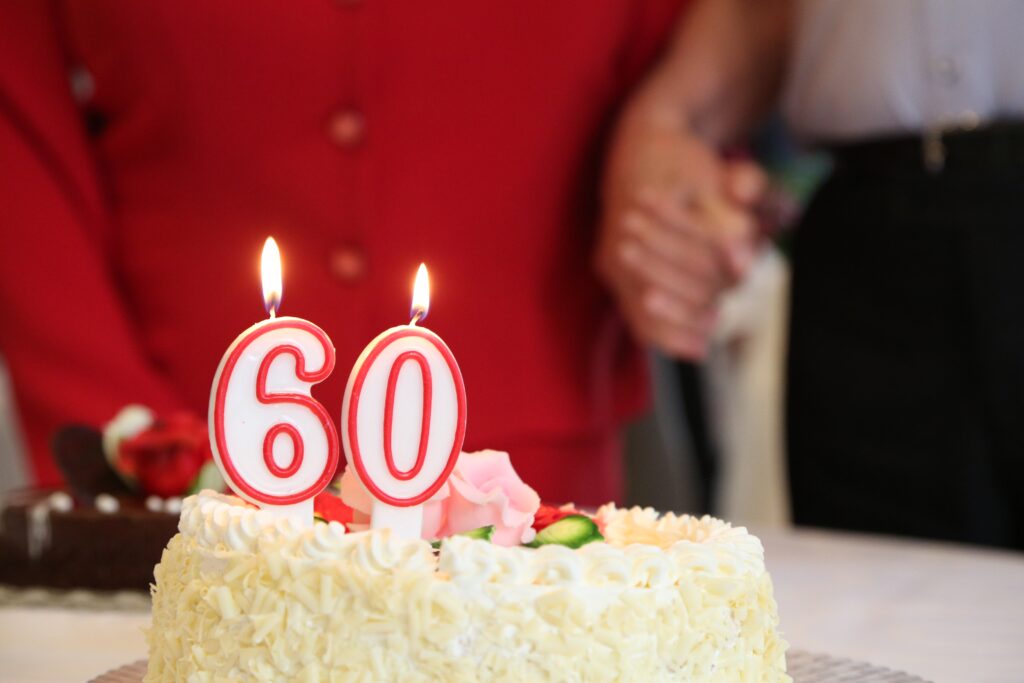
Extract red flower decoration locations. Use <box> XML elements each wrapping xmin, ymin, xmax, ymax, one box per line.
<box><xmin>314</xmin><ymin>490</ymin><xmax>355</xmax><ymax>526</ymax></box>
<box><xmin>532</xmin><ymin>503</ymin><xmax>580</xmax><ymax>531</ymax></box>
<box><xmin>117</xmin><ymin>412</ymin><xmax>212</xmax><ymax>498</ymax></box>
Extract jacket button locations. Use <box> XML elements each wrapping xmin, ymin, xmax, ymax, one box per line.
<box><xmin>329</xmin><ymin>244</ymin><xmax>367</xmax><ymax>283</ymax></box>
<box><xmin>68</xmin><ymin>65</ymin><xmax>95</xmax><ymax>104</ymax></box>
<box><xmin>328</xmin><ymin>108</ymin><xmax>365</xmax><ymax>148</ymax></box>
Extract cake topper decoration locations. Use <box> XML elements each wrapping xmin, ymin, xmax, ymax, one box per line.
<box><xmin>208</xmin><ymin>237</ymin><xmax>340</xmax><ymax>526</ymax></box>
<box><xmin>342</xmin><ymin>263</ymin><xmax>467</xmax><ymax>539</ymax></box>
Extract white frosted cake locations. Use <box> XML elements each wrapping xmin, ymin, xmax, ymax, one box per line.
<box><xmin>146</xmin><ymin>490</ymin><xmax>789</xmax><ymax>681</ymax></box>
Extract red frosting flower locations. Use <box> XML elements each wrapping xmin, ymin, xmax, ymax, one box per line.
<box><xmin>314</xmin><ymin>489</ymin><xmax>355</xmax><ymax>526</ymax></box>
<box><xmin>116</xmin><ymin>412</ymin><xmax>212</xmax><ymax>498</ymax></box>
<box><xmin>532</xmin><ymin>503</ymin><xmax>580</xmax><ymax>531</ymax></box>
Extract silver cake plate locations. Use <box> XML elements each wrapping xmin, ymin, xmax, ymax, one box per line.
<box><xmin>89</xmin><ymin>651</ymin><xmax>932</xmax><ymax>682</ymax></box>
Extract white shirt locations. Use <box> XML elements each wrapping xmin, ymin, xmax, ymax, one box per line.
<box><xmin>781</xmin><ymin>0</ymin><xmax>1024</xmax><ymax>142</ymax></box>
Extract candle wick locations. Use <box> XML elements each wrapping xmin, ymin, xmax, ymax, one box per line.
<box><xmin>409</xmin><ymin>309</ymin><xmax>425</xmax><ymax>326</ymax></box>
<box><xmin>269</xmin><ymin>306</ymin><xmax>277</xmax><ymax>320</ymax></box>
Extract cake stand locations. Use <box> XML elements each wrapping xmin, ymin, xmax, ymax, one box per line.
<box><xmin>89</xmin><ymin>650</ymin><xmax>931</xmax><ymax>682</ymax></box>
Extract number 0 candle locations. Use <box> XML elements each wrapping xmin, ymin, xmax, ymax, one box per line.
<box><xmin>342</xmin><ymin>264</ymin><xmax>467</xmax><ymax>539</ymax></box>
<box><xmin>208</xmin><ymin>237</ymin><xmax>340</xmax><ymax>526</ymax></box>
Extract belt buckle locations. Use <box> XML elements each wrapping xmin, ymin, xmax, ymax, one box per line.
<box><xmin>922</xmin><ymin>127</ymin><xmax>946</xmax><ymax>173</ymax></box>
<box><xmin>922</xmin><ymin>113</ymin><xmax>981</xmax><ymax>174</ymax></box>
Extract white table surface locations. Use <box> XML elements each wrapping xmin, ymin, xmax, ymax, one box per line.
<box><xmin>1</xmin><ymin>527</ymin><xmax>1021</xmax><ymax>683</ymax></box>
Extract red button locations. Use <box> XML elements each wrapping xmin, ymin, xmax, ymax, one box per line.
<box><xmin>328</xmin><ymin>108</ymin><xmax>365</xmax><ymax>148</ymax></box>
<box><xmin>329</xmin><ymin>244</ymin><xmax>367</xmax><ymax>283</ymax></box>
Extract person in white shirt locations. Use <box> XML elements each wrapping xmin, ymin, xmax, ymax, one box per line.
<box><xmin>598</xmin><ymin>0</ymin><xmax>1024</xmax><ymax>549</ymax></box>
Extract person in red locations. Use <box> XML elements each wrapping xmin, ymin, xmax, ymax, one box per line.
<box><xmin>0</xmin><ymin>1</ymin><xmax>686</xmax><ymax>506</ymax></box>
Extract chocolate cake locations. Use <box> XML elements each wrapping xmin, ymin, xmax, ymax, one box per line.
<box><xmin>0</xmin><ymin>489</ymin><xmax>178</xmax><ymax>592</ymax></box>
<box><xmin>0</xmin><ymin>424</ymin><xmax>184</xmax><ymax>592</ymax></box>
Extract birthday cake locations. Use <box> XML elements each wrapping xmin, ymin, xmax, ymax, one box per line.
<box><xmin>145</xmin><ymin>463</ymin><xmax>789</xmax><ymax>681</ymax></box>
<box><xmin>146</xmin><ymin>253</ymin><xmax>788</xmax><ymax>681</ymax></box>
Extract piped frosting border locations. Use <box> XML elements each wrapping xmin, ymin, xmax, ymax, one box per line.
<box><xmin>180</xmin><ymin>490</ymin><xmax>768</xmax><ymax>588</ymax></box>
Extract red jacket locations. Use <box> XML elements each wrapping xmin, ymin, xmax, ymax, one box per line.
<box><xmin>0</xmin><ymin>1</ymin><xmax>683</xmax><ymax>505</ymax></box>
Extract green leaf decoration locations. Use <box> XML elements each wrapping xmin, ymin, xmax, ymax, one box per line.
<box><xmin>526</xmin><ymin>514</ymin><xmax>603</xmax><ymax>549</ymax></box>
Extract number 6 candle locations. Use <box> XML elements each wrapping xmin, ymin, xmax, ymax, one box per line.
<box><xmin>342</xmin><ymin>264</ymin><xmax>467</xmax><ymax>539</ymax></box>
<box><xmin>208</xmin><ymin>237</ymin><xmax>340</xmax><ymax>526</ymax></box>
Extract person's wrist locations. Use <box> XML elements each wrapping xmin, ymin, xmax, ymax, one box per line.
<box><xmin>620</xmin><ymin>88</ymin><xmax>688</xmax><ymax>135</ymax></box>
<box><xmin>618</xmin><ymin>62</ymin><xmax>697</xmax><ymax>130</ymax></box>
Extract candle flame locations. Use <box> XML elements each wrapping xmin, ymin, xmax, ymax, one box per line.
<box><xmin>262</xmin><ymin>237</ymin><xmax>282</xmax><ymax>317</ymax></box>
<box><xmin>410</xmin><ymin>263</ymin><xmax>430</xmax><ymax>324</ymax></box>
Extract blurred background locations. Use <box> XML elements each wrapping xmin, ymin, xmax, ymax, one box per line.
<box><xmin>0</xmin><ymin>125</ymin><xmax>826</xmax><ymax>526</ymax></box>
<box><xmin>2</xmin><ymin>0</ymin><xmax>1022</xmax><ymax>551</ymax></box>
<box><xmin>0</xmin><ymin>119</ymin><xmax>824</xmax><ymax>520</ymax></box>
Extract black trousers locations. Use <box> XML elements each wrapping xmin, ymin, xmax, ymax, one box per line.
<box><xmin>787</xmin><ymin>127</ymin><xmax>1024</xmax><ymax>550</ymax></box>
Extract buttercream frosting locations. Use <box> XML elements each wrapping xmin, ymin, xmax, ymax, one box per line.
<box><xmin>146</xmin><ymin>491</ymin><xmax>789</xmax><ymax>682</ymax></box>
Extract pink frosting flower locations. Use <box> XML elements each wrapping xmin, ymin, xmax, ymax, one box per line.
<box><xmin>339</xmin><ymin>450</ymin><xmax>540</xmax><ymax>546</ymax></box>
<box><xmin>441</xmin><ymin>450</ymin><xmax>540</xmax><ymax>545</ymax></box>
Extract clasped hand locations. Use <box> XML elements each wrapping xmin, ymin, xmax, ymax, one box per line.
<box><xmin>596</xmin><ymin>112</ymin><xmax>766</xmax><ymax>360</ymax></box>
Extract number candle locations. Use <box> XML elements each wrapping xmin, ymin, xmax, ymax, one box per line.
<box><xmin>342</xmin><ymin>264</ymin><xmax>467</xmax><ymax>539</ymax></box>
<box><xmin>208</xmin><ymin>237</ymin><xmax>340</xmax><ymax>527</ymax></box>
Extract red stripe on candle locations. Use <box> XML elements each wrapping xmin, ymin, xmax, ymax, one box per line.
<box><xmin>382</xmin><ymin>350</ymin><xmax>432</xmax><ymax>482</ymax></box>
<box><xmin>263</xmin><ymin>423</ymin><xmax>304</xmax><ymax>478</ymax></box>
<box><xmin>212</xmin><ymin>318</ymin><xmax>339</xmax><ymax>506</ymax></box>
